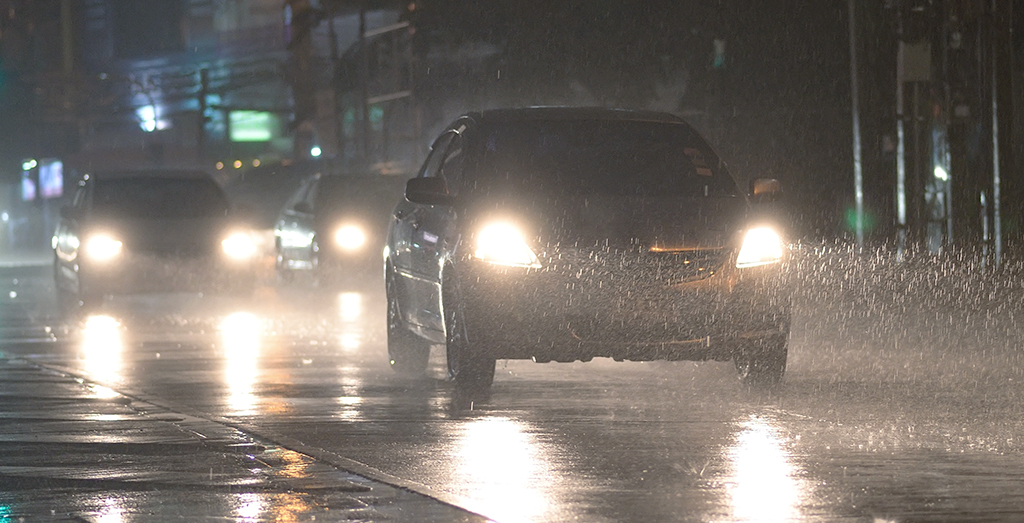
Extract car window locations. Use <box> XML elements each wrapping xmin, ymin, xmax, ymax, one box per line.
<box><xmin>91</xmin><ymin>177</ymin><xmax>229</xmax><ymax>219</ymax></box>
<box><xmin>417</xmin><ymin>131</ymin><xmax>457</xmax><ymax>180</ymax></box>
<box><xmin>283</xmin><ymin>177</ymin><xmax>317</xmax><ymax>213</ymax></box>
<box><xmin>300</xmin><ymin>178</ymin><xmax>319</xmax><ymax>212</ymax></box>
<box><xmin>438</xmin><ymin>132</ymin><xmax>466</xmax><ymax>195</ymax></box>
<box><xmin>314</xmin><ymin>175</ymin><xmax>409</xmax><ymax>219</ymax></box>
<box><xmin>470</xmin><ymin>120</ymin><xmax>738</xmax><ymax>198</ymax></box>
<box><xmin>72</xmin><ymin>185</ymin><xmax>87</xmax><ymax>209</ymax></box>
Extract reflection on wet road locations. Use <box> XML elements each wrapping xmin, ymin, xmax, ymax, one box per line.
<box><xmin>727</xmin><ymin>416</ymin><xmax>802</xmax><ymax>522</ymax></box>
<box><xmin>456</xmin><ymin>417</ymin><xmax>553</xmax><ymax>523</ymax></box>
<box><xmin>221</xmin><ymin>311</ymin><xmax>262</xmax><ymax>416</ymax></box>
<box><xmin>3</xmin><ymin>253</ymin><xmax>1024</xmax><ymax>521</ymax></box>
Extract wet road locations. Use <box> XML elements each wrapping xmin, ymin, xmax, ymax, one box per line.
<box><xmin>3</xmin><ymin>249</ymin><xmax>1024</xmax><ymax>522</ymax></box>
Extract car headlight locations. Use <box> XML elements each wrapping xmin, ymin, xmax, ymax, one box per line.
<box><xmin>83</xmin><ymin>233</ymin><xmax>123</xmax><ymax>262</ymax></box>
<box><xmin>334</xmin><ymin>224</ymin><xmax>366</xmax><ymax>251</ymax></box>
<box><xmin>474</xmin><ymin>222</ymin><xmax>541</xmax><ymax>268</ymax></box>
<box><xmin>222</xmin><ymin>232</ymin><xmax>257</xmax><ymax>261</ymax></box>
<box><xmin>735</xmin><ymin>227</ymin><xmax>784</xmax><ymax>268</ymax></box>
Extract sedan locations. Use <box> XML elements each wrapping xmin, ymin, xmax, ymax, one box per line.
<box><xmin>385</xmin><ymin>107</ymin><xmax>792</xmax><ymax>390</ymax></box>
<box><xmin>53</xmin><ymin>169</ymin><xmax>259</xmax><ymax>312</ymax></box>
<box><xmin>274</xmin><ymin>172</ymin><xmax>406</xmax><ymax>287</ymax></box>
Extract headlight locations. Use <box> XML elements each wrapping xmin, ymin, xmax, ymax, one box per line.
<box><xmin>334</xmin><ymin>224</ymin><xmax>366</xmax><ymax>251</ymax></box>
<box><xmin>83</xmin><ymin>233</ymin><xmax>123</xmax><ymax>262</ymax></box>
<box><xmin>222</xmin><ymin>232</ymin><xmax>257</xmax><ymax>261</ymax></box>
<box><xmin>474</xmin><ymin>222</ymin><xmax>541</xmax><ymax>268</ymax></box>
<box><xmin>735</xmin><ymin>227</ymin><xmax>784</xmax><ymax>268</ymax></box>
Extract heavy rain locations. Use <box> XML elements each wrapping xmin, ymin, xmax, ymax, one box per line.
<box><xmin>0</xmin><ymin>1</ymin><xmax>1023</xmax><ymax>522</ymax></box>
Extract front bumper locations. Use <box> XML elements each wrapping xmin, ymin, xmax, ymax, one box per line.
<box><xmin>77</xmin><ymin>253</ymin><xmax>257</xmax><ymax>296</ymax></box>
<box><xmin>457</xmin><ymin>254</ymin><xmax>791</xmax><ymax>362</ymax></box>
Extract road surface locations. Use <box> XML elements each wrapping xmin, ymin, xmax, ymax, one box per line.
<box><xmin>2</xmin><ymin>248</ymin><xmax>1024</xmax><ymax>522</ymax></box>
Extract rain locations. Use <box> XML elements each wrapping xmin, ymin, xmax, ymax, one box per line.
<box><xmin>0</xmin><ymin>0</ymin><xmax>1023</xmax><ymax>521</ymax></box>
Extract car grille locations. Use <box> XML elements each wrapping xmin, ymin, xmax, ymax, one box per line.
<box><xmin>131</xmin><ymin>242</ymin><xmax>213</xmax><ymax>258</ymax></box>
<box><xmin>540</xmin><ymin>246</ymin><xmax>728</xmax><ymax>288</ymax></box>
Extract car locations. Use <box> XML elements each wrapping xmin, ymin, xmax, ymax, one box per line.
<box><xmin>384</xmin><ymin>107</ymin><xmax>792</xmax><ymax>389</ymax></box>
<box><xmin>273</xmin><ymin>171</ymin><xmax>407</xmax><ymax>287</ymax></box>
<box><xmin>52</xmin><ymin>169</ymin><xmax>260</xmax><ymax>312</ymax></box>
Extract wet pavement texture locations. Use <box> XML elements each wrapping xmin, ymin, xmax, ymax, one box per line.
<box><xmin>3</xmin><ymin>248</ymin><xmax>1024</xmax><ymax>521</ymax></box>
<box><xmin>0</xmin><ymin>264</ymin><xmax>484</xmax><ymax>522</ymax></box>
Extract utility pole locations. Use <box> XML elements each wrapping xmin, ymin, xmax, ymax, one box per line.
<box><xmin>848</xmin><ymin>0</ymin><xmax>864</xmax><ymax>251</ymax></box>
<box><xmin>327</xmin><ymin>7</ymin><xmax>345</xmax><ymax>160</ymax></box>
<box><xmin>197</xmin><ymin>68</ymin><xmax>209</xmax><ymax>161</ymax></box>
<box><xmin>359</xmin><ymin>2</ymin><xmax>371</xmax><ymax>162</ymax></box>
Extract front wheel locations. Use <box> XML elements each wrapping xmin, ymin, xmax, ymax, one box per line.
<box><xmin>443</xmin><ymin>276</ymin><xmax>495</xmax><ymax>390</ymax></box>
<box><xmin>733</xmin><ymin>333</ymin><xmax>788</xmax><ymax>389</ymax></box>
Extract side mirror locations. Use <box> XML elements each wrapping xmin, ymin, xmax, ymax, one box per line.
<box><xmin>406</xmin><ymin>177</ymin><xmax>454</xmax><ymax>206</ymax></box>
<box><xmin>292</xmin><ymin>202</ymin><xmax>313</xmax><ymax>214</ymax></box>
<box><xmin>749</xmin><ymin>178</ymin><xmax>782</xmax><ymax>204</ymax></box>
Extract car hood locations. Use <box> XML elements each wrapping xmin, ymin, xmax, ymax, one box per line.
<box><xmin>85</xmin><ymin>217</ymin><xmax>233</xmax><ymax>255</ymax></box>
<box><xmin>465</xmin><ymin>194</ymin><xmax>748</xmax><ymax>252</ymax></box>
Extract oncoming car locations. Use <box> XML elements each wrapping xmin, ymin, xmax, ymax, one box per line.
<box><xmin>385</xmin><ymin>107</ymin><xmax>791</xmax><ymax>389</ymax></box>
<box><xmin>53</xmin><ymin>170</ymin><xmax>259</xmax><ymax>311</ymax></box>
<box><xmin>274</xmin><ymin>172</ymin><xmax>406</xmax><ymax>287</ymax></box>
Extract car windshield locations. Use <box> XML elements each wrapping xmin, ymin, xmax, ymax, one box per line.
<box><xmin>315</xmin><ymin>176</ymin><xmax>407</xmax><ymax>217</ymax></box>
<box><xmin>470</xmin><ymin>120</ymin><xmax>738</xmax><ymax>198</ymax></box>
<box><xmin>92</xmin><ymin>177</ymin><xmax>229</xmax><ymax>219</ymax></box>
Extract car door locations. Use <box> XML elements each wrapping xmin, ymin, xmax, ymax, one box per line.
<box><xmin>391</xmin><ymin>130</ymin><xmax>456</xmax><ymax>330</ymax></box>
<box><xmin>408</xmin><ymin>129</ymin><xmax>469</xmax><ymax>332</ymax></box>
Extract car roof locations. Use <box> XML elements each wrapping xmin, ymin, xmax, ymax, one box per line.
<box><xmin>469</xmin><ymin>107</ymin><xmax>686</xmax><ymax>126</ymax></box>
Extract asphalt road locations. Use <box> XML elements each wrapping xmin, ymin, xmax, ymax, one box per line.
<box><xmin>3</xmin><ymin>249</ymin><xmax>1024</xmax><ymax>522</ymax></box>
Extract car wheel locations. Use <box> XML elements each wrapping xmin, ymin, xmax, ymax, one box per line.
<box><xmin>385</xmin><ymin>269</ymin><xmax>430</xmax><ymax>376</ymax></box>
<box><xmin>442</xmin><ymin>274</ymin><xmax>495</xmax><ymax>390</ymax></box>
<box><xmin>733</xmin><ymin>332</ymin><xmax>788</xmax><ymax>388</ymax></box>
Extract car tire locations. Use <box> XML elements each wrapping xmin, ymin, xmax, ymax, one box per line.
<box><xmin>385</xmin><ymin>269</ymin><xmax>430</xmax><ymax>376</ymax></box>
<box><xmin>442</xmin><ymin>274</ymin><xmax>495</xmax><ymax>390</ymax></box>
<box><xmin>733</xmin><ymin>332</ymin><xmax>788</xmax><ymax>389</ymax></box>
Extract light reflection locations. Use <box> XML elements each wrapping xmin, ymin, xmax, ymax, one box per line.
<box><xmin>80</xmin><ymin>315</ymin><xmax>124</xmax><ymax>382</ymax></box>
<box><xmin>455</xmin><ymin>417</ymin><xmax>552</xmax><ymax>523</ymax></box>
<box><xmin>94</xmin><ymin>497</ymin><xmax>125</xmax><ymax>523</ymax></box>
<box><xmin>335</xmin><ymin>292</ymin><xmax>364</xmax><ymax>351</ymax></box>
<box><xmin>727</xmin><ymin>416</ymin><xmax>803</xmax><ymax>522</ymax></box>
<box><xmin>220</xmin><ymin>312</ymin><xmax>262</xmax><ymax>416</ymax></box>
<box><xmin>87</xmin><ymin>385</ymin><xmax>121</xmax><ymax>400</ymax></box>
<box><xmin>235</xmin><ymin>493</ymin><xmax>265</xmax><ymax>521</ymax></box>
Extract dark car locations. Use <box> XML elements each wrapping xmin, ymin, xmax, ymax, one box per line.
<box><xmin>273</xmin><ymin>172</ymin><xmax>408</xmax><ymax>286</ymax></box>
<box><xmin>52</xmin><ymin>170</ymin><xmax>259</xmax><ymax>311</ymax></box>
<box><xmin>384</xmin><ymin>107</ymin><xmax>791</xmax><ymax>389</ymax></box>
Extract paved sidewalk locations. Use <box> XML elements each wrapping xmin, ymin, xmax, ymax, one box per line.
<box><xmin>0</xmin><ymin>247</ymin><xmax>50</xmax><ymax>268</ymax></box>
<box><xmin>0</xmin><ymin>356</ymin><xmax>487</xmax><ymax>522</ymax></box>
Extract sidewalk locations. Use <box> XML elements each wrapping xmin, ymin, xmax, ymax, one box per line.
<box><xmin>0</xmin><ymin>356</ymin><xmax>486</xmax><ymax>522</ymax></box>
<box><xmin>0</xmin><ymin>246</ymin><xmax>51</xmax><ymax>268</ymax></box>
